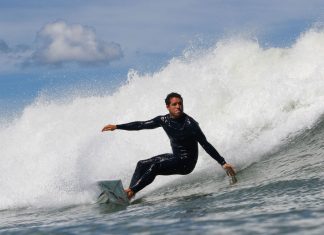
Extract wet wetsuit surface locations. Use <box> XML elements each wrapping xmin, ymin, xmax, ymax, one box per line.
<box><xmin>117</xmin><ymin>113</ymin><xmax>226</xmax><ymax>193</ymax></box>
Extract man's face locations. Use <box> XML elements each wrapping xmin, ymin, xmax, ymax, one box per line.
<box><xmin>167</xmin><ymin>97</ymin><xmax>183</xmax><ymax>118</ymax></box>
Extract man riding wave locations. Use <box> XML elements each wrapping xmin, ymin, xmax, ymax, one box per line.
<box><xmin>102</xmin><ymin>92</ymin><xmax>235</xmax><ymax>199</ymax></box>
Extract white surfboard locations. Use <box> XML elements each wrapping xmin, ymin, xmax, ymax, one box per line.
<box><xmin>97</xmin><ymin>180</ymin><xmax>130</xmax><ymax>206</ymax></box>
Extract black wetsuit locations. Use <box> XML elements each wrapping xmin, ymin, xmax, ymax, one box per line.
<box><xmin>117</xmin><ymin>113</ymin><xmax>226</xmax><ymax>193</ymax></box>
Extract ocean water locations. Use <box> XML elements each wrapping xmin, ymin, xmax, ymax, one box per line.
<box><xmin>0</xmin><ymin>28</ymin><xmax>324</xmax><ymax>234</ymax></box>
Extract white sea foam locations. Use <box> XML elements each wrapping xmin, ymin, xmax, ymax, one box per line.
<box><xmin>1</xmin><ymin>28</ymin><xmax>324</xmax><ymax>209</ymax></box>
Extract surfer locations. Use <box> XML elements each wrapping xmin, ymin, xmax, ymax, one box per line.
<box><xmin>102</xmin><ymin>92</ymin><xmax>236</xmax><ymax>199</ymax></box>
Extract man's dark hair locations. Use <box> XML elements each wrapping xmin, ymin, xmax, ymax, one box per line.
<box><xmin>165</xmin><ymin>92</ymin><xmax>183</xmax><ymax>105</ymax></box>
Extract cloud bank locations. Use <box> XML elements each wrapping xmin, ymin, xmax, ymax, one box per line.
<box><xmin>0</xmin><ymin>40</ymin><xmax>10</xmax><ymax>53</ymax></box>
<box><xmin>0</xmin><ymin>39</ymin><xmax>32</xmax><ymax>72</ymax></box>
<box><xmin>32</xmin><ymin>21</ymin><xmax>123</xmax><ymax>66</ymax></box>
<box><xmin>0</xmin><ymin>21</ymin><xmax>123</xmax><ymax>71</ymax></box>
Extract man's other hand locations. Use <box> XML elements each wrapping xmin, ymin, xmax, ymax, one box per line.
<box><xmin>223</xmin><ymin>163</ymin><xmax>236</xmax><ymax>176</ymax></box>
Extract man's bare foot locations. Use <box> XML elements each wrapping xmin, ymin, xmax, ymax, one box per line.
<box><xmin>124</xmin><ymin>188</ymin><xmax>135</xmax><ymax>200</ymax></box>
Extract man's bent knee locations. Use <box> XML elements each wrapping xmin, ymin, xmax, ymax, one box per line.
<box><xmin>136</xmin><ymin>160</ymin><xmax>147</xmax><ymax>169</ymax></box>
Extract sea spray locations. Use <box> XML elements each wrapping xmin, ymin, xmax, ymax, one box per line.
<box><xmin>0</xmin><ymin>28</ymin><xmax>324</xmax><ymax>209</ymax></box>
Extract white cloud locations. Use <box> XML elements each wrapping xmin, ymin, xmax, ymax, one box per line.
<box><xmin>32</xmin><ymin>21</ymin><xmax>123</xmax><ymax>66</ymax></box>
<box><xmin>0</xmin><ymin>21</ymin><xmax>123</xmax><ymax>71</ymax></box>
<box><xmin>0</xmin><ymin>40</ymin><xmax>10</xmax><ymax>53</ymax></box>
<box><xmin>0</xmin><ymin>39</ymin><xmax>32</xmax><ymax>72</ymax></box>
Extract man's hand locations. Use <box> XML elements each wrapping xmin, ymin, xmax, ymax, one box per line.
<box><xmin>102</xmin><ymin>124</ymin><xmax>117</xmax><ymax>132</ymax></box>
<box><xmin>222</xmin><ymin>163</ymin><xmax>236</xmax><ymax>176</ymax></box>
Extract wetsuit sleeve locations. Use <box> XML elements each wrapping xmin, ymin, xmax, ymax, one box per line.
<box><xmin>116</xmin><ymin>116</ymin><xmax>161</xmax><ymax>131</ymax></box>
<box><xmin>195</xmin><ymin>124</ymin><xmax>226</xmax><ymax>165</ymax></box>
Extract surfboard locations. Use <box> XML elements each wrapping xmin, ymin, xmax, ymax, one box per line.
<box><xmin>97</xmin><ymin>180</ymin><xmax>130</xmax><ymax>206</ymax></box>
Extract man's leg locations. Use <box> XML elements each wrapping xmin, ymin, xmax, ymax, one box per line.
<box><xmin>124</xmin><ymin>157</ymin><xmax>158</xmax><ymax>199</ymax></box>
<box><xmin>129</xmin><ymin>157</ymin><xmax>158</xmax><ymax>188</ymax></box>
<box><xmin>126</xmin><ymin>154</ymin><xmax>182</xmax><ymax>198</ymax></box>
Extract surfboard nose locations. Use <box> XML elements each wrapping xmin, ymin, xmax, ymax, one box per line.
<box><xmin>97</xmin><ymin>180</ymin><xmax>130</xmax><ymax>205</ymax></box>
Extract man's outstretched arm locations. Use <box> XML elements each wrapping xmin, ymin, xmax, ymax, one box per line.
<box><xmin>195</xmin><ymin>125</ymin><xmax>236</xmax><ymax>176</ymax></box>
<box><xmin>102</xmin><ymin>116</ymin><xmax>161</xmax><ymax>132</ymax></box>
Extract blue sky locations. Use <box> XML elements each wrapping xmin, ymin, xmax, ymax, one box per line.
<box><xmin>0</xmin><ymin>0</ymin><xmax>324</xmax><ymax>116</ymax></box>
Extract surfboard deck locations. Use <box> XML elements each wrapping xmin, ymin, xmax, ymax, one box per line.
<box><xmin>97</xmin><ymin>180</ymin><xmax>130</xmax><ymax>206</ymax></box>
